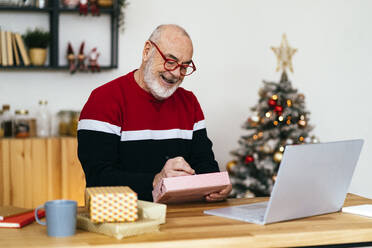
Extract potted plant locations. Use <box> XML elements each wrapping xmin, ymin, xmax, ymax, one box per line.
<box><xmin>22</xmin><ymin>28</ymin><xmax>51</xmax><ymax>66</ymax></box>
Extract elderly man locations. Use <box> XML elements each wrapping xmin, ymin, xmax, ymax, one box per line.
<box><xmin>78</xmin><ymin>24</ymin><xmax>232</xmax><ymax>201</ymax></box>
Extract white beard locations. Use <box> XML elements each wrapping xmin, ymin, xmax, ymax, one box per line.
<box><xmin>144</xmin><ymin>57</ymin><xmax>179</xmax><ymax>100</ymax></box>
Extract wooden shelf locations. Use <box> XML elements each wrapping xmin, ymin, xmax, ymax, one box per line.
<box><xmin>0</xmin><ymin>0</ymin><xmax>119</xmax><ymax>71</ymax></box>
<box><xmin>0</xmin><ymin>6</ymin><xmax>52</xmax><ymax>12</ymax></box>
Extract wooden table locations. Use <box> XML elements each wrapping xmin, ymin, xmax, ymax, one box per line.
<box><xmin>1</xmin><ymin>194</ymin><xmax>372</xmax><ymax>248</ymax></box>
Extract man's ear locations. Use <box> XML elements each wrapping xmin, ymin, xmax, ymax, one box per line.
<box><xmin>142</xmin><ymin>41</ymin><xmax>152</xmax><ymax>62</ymax></box>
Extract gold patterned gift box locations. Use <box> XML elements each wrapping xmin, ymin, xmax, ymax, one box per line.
<box><xmin>85</xmin><ymin>186</ymin><xmax>138</xmax><ymax>223</ymax></box>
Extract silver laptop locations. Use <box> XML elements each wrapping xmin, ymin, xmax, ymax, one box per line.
<box><xmin>204</xmin><ymin>139</ymin><xmax>364</xmax><ymax>225</ymax></box>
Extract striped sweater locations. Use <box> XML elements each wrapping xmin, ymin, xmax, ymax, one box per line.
<box><xmin>77</xmin><ymin>70</ymin><xmax>219</xmax><ymax>201</ymax></box>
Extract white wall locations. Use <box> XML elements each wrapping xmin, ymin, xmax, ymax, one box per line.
<box><xmin>1</xmin><ymin>0</ymin><xmax>372</xmax><ymax>197</ymax></box>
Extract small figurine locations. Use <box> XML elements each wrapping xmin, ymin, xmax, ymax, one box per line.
<box><xmin>79</xmin><ymin>0</ymin><xmax>88</xmax><ymax>15</ymax></box>
<box><xmin>89</xmin><ymin>47</ymin><xmax>100</xmax><ymax>72</ymax></box>
<box><xmin>77</xmin><ymin>41</ymin><xmax>87</xmax><ymax>72</ymax></box>
<box><xmin>89</xmin><ymin>0</ymin><xmax>100</xmax><ymax>16</ymax></box>
<box><xmin>67</xmin><ymin>42</ymin><xmax>76</xmax><ymax>74</ymax></box>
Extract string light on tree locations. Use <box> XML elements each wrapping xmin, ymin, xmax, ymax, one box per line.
<box><xmin>273</xmin><ymin>151</ymin><xmax>283</xmax><ymax>163</ymax></box>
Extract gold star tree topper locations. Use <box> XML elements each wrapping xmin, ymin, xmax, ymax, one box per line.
<box><xmin>271</xmin><ymin>34</ymin><xmax>297</xmax><ymax>73</ymax></box>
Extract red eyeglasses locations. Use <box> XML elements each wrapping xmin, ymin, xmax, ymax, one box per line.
<box><xmin>149</xmin><ymin>40</ymin><xmax>196</xmax><ymax>76</ymax></box>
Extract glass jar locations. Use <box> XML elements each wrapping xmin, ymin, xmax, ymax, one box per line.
<box><xmin>36</xmin><ymin>100</ymin><xmax>51</xmax><ymax>137</ymax></box>
<box><xmin>58</xmin><ymin>110</ymin><xmax>70</xmax><ymax>136</ymax></box>
<box><xmin>69</xmin><ymin>111</ymin><xmax>80</xmax><ymax>136</ymax></box>
<box><xmin>2</xmin><ymin>104</ymin><xmax>13</xmax><ymax>138</ymax></box>
<box><xmin>14</xmin><ymin>109</ymin><xmax>30</xmax><ymax>138</ymax></box>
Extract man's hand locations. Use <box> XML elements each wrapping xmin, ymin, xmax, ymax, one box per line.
<box><xmin>205</xmin><ymin>184</ymin><xmax>232</xmax><ymax>202</ymax></box>
<box><xmin>153</xmin><ymin>157</ymin><xmax>195</xmax><ymax>187</ymax></box>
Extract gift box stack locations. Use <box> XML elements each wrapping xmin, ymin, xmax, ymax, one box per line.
<box><xmin>79</xmin><ymin>186</ymin><xmax>167</xmax><ymax>239</ymax></box>
<box><xmin>85</xmin><ymin>186</ymin><xmax>138</xmax><ymax>223</ymax></box>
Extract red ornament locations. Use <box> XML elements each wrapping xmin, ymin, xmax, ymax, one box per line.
<box><xmin>268</xmin><ymin>99</ymin><xmax>277</xmax><ymax>108</ymax></box>
<box><xmin>274</xmin><ymin>105</ymin><xmax>283</xmax><ymax>114</ymax></box>
<box><xmin>244</xmin><ymin>155</ymin><xmax>254</xmax><ymax>164</ymax></box>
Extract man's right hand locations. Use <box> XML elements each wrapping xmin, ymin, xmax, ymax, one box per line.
<box><xmin>153</xmin><ymin>157</ymin><xmax>195</xmax><ymax>187</ymax></box>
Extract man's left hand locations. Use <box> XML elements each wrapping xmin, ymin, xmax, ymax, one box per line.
<box><xmin>205</xmin><ymin>184</ymin><xmax>232</xmax><ymax>202</ymax></box>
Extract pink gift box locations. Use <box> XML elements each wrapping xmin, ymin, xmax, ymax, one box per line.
<box><xmin>152</xmin><ymin>171</ymin><xmax>231</xmax><ymax>204</ymax></box>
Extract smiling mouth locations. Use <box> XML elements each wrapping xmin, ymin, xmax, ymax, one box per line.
<box><xmin>161</xmin><ymin>74</ymin><xmax>177</xmax><ymax>86</ymax></box>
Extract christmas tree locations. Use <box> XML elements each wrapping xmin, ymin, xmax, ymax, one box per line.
<box><xmin>228</xmin><ymin>34</ymin><xmax>319</xmax><ymax>198</ymax></box>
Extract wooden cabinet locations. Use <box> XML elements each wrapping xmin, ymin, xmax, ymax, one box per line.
<box><xmin>0</xmin><ymin>137</ymin><xmax>86</xmax><ymax>208</ymax></box>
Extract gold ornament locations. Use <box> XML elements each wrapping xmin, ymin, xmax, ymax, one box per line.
<box><xmin>299</xmin><ymin>136</ymin><xmax>304</xmax><ymax>142</ymax></box>
<box><xmin>272</xmin><ymin>94</ymin><xmax>278</xmax><ymax>100</ymax></box>
<box><xmin>273</xmin><ymin>152</ymin><xmax>283</xmax><ymax>163</ymax></box>
<box><xmin>273</xmin><ymin>121</ymin><xmax>279</xmax><ymax>126</ymax></box>
<box><xmin>286</xmin><ymin>99</ymin><xmax>292</xmax><ymax>107</ymax></box>
<box><xmin>226</xmin><ymin>160</ymin><xmax>237</xmax><ymax>173</ymax></box>
<box><xmin>271</xmin><ymin>33</ymin><xmax>297</xmax><ymax>73</ymax></box>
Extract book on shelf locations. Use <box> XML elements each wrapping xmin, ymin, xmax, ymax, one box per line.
<box><xmin>0</xmin><ymin>29</ymin><xmax>7</xmax><ymax>66</ymax></box>
<box><xmin>0</xmin><ymin>209</ymin><xmax>45</xmax><ymax>228</ymax></box>
<box><xmin>6</xmin><ymin>31</ymin><xmax>13</xmax><ymax>66</ymax></box>
<box><xmin>0</xmin><ymin>206</ymin><xmax>31</xmax><ymax>221</ymax></box>
<box><xmin>14</xmin><ymin>33</ymin><xmax>30</xmax><ymax>66</ymax></box>
<box><xmin>11</xmin><ymin>33</ymin><xmax>20</xmax><ymax>66</ymax></box>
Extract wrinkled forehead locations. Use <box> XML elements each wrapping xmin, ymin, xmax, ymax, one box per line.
<box><xmin>157</xmin><ymin>34</ymin><xmax>193</xmax><ymax>62</ymax></box>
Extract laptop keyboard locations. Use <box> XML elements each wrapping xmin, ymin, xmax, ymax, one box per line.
<box><xmin>235</xmin><ymin>201</ymin><xmax>268</xmax><ymax>222</ymax></box>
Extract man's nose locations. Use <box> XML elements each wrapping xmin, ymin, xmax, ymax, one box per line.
<box><xmin>170</xmin><ymin>66</ymin><xmax>182</xmax><ymax>78</ymax></box>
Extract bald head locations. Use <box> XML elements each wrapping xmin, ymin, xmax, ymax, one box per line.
<box><xmin>149</xmin><ymin>24</ymin><xmax>191</xmax><ymax>43</ymax></box>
